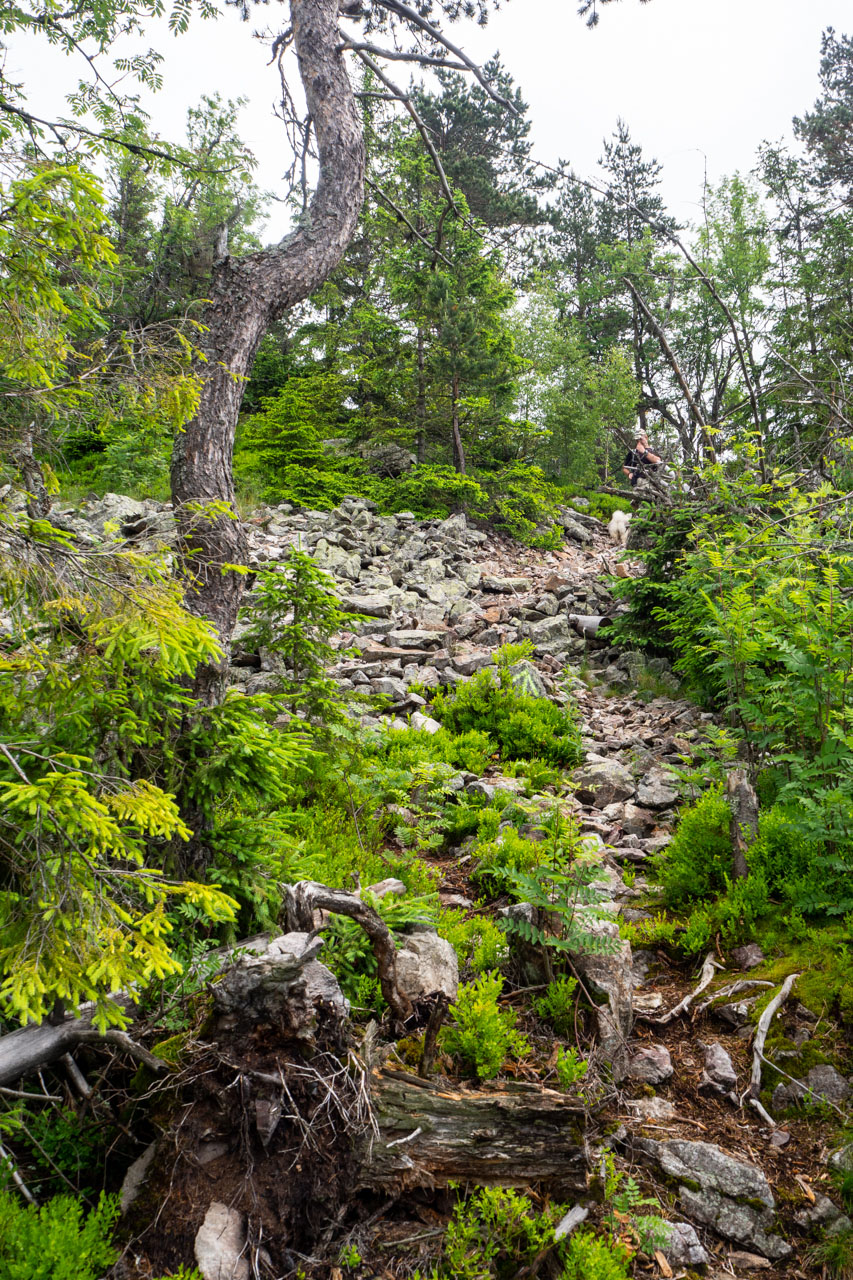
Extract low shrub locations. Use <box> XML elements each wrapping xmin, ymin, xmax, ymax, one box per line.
<box><xmin>431</xmin><ymin>669</ymin><xmax>583</xmax><ymax>768</ymax></box>
<box><xmin>441</xmin><ymin>972</ymin><xmax>529</xmax><ymax>1080</ymax></box>
<box><xmin>419</xmin><ymin>1186</ymin><xmax>565</xmax><ymax>1280</ymax></box>
<box><xmin>655</xmin><ymin>785</ymin><xmax>732</xmax><ymax>905</ymax></box>
<box><xmin>559</xmin><ymin>1231</ymin><xmax>631</xmax><ymax>1280</ymax></box>
<box><xmin>437</xmin><ymin>909</ymin><xmax>508</xmax><ymax>973</ymax></box>
<box><xmin>0</xmin><ymin>1190</ymin><xmax>119</xmax><ymax>1280</ymax></box>
<box><xmin>471</xmin><ymin>828</ymin><xmax>544</xmax><ymax>897</ymax></box>
<box><xmin>534</xmin><ymin>976</ymin><xmax>579</xmax><ymax>1037</ymax></box>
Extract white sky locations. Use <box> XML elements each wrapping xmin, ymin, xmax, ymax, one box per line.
<box><xmin>10</xmin><ymin>0</ymin><xmax>853</xmax><ymax>237</ymax></box>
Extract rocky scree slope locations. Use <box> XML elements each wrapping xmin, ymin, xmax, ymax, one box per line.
<box><xmin>47</xmin><ymin>491</ymin><xmax>853</xmax><ymax>1278</ymax></box>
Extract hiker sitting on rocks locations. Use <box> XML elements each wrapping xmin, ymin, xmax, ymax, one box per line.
<box><xmin>623</xmin><ymin>432</ymin><xmax>662</xmax><ymax>488</ymax></box>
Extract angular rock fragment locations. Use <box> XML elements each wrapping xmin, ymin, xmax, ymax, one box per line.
<box><xmin>627</xmin><ymin>1043</ymin><xmax>673</xmax><ymax>1085</ymax></box>
<box><xmin>194</xmin><ymin>1202</ymin><xmax>250</xmax><ymax>1280</ymax></box>
<box><xmin>699</xmin><ymin>1041</ymin><xmax>738</xmax><ymax>1096</ymax></box>
<box><xmin>631</xmin><ymin>1137</ymin><xmax>791</xmax><ymax>1260</ymax></box>
<box><xmin>772</xmin><ymin>1063</ymin><xmax>851</xmax><ymax>1111</ymax></box>
<box><xmin>573</xmin><ymin>759</ymin><xmax>636</xmax><ymax>808</ymax></box>
<box><xmin>660</xmin><ymin>1221</ymin><xmax>710</xmax><ymax>1268</ymax></box>
<box><xmin>395</xmin><ymin>926</ymin><xmax>458</xmax><ymax>1002</ymax></box>
<box><xmin>731</xmin><ymin>943</ymin><xmax>765</xmax><ymax>970</ymax></box>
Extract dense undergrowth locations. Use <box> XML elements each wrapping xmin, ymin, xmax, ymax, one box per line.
<box><xmin>0</xmin><ymin>529</ymin><xmax>629</xmax><ymax>1273</ymax></box>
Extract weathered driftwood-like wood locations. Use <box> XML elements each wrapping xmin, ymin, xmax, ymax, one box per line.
<box><xmin>749</xmin><ymin>972</ymin><xmax>799</xmax><ymax>1100</ymax></box>
<box><xmin>0</xmin><ymin>1018</ymin><xmax>94</xmax><ymax>1087</ymax></box>
<box><xmin>285</xmin><ymin>881</ymin><xmax>413</xmax><ymax>1020</ymax></box>
<box><xmin>0</xmin><ymin>1017</ymin><xmax>165</xmax><ymax>1087</ymax></box>
<box><xmin>727</xmin><ymin>769</ymin><xmax>759</xmax><ymax>881</ymax></box>
<box><xmin>650</xmin><ymin>951</ymin><xmax>722</xmax><ymax>1025</ymax></box>
<box><xmin>358</xmin><ymin>1067</ymin><xmax>587</xmax><ymax>1192</ymax></box>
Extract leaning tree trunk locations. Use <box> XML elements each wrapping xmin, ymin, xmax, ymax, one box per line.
<box><xmin>171</xmin><ymin>0</ymin><xmax>365</xmax><ymax>705</ymax></box>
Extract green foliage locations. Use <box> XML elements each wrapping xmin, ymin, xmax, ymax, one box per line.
<box><xmin>601</xmin><ymin>1151</ymin><xmax>670</xmax><ymax>1256</ymax></box>
<box><xmin>472</xmin><ymin>827</ymin><xmax>545</xmax><ymax>897</ymax></box>
<box><xmin>437</xmin><ymin>909</ymin><xmax>508</xmax><ymax>974</ymax></box>
<box><xmin>556</xmin><ymin>1045</ymin><xmax>588</xmax><ymax>1088</ymax></box>
<box><xmin>0</xmin><ymin>1189</ymin><xmax>119</xmax><ymax>1280</ymax></box>
<box><xmin>498</xmin><ymin>809</ymin><xmax>619</xmax><ymax>968</ymax></box>
<box><xmin>655</xmin><ymin>785</ymin><xmax>732</xmax><ymax>906</ymax></box>
<box><xmin>441</xmin><ymin>973</ymin><xmax>529</xmax><ymax>1080</ymax></box>
<box><xmin>431</xmin><ymin>668</ymin><xmax>583</xmax><ymax>767</ymax></box>
<box><xmin>559</xmin><ymin>1231</ymin><xmax>631</xmax><ymax>1280</ymax></box>
<box><xmin>479</xmin><ymin>464</ymin><xmax>562</xmax><ymax>546</ymax></box>
<box><xmin>421</xmin><ymin>1186</ymin><xmax>565</xmax><ymax>1280</ymax></box>
<box><xmin>0</xmin><ymin>539</ymin><xmax>239</xmax><ymax>1028</ymax></box>
<box><xmin>577</xmin><ymin>492</ymin><xmax>632</xmax><ymax>522</ymax></box>
<box><xmin>240</xmin><ymin>550</ymin><xmax>356</xmax><ymax>722</ymax></box>
<box><xmin>534</xmin><ymin>976</ymin><xmax>579</xmax><ymax>1037</ymax></box>
<box><xmin>806</xmin><ymin>1225</ymin><xmax>853</xmax><ymax>1280</ymax></box>
<box><xmin>321</xmin><ymin>891</ymin><xmax>435</xmax><ymax>1002</ymax></box>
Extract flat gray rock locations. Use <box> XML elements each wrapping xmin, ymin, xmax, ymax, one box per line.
<box><xmin>481</xmin><ymin>575</ymin><xmax>531</xmax><ymax>593</ymax></box>
<box><xmin>636</xmin><ymin>767</ymin><xmax>679</xmax><ymax>809</ymax></box>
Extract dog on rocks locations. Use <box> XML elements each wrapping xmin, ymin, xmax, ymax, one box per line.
<box><xmin>607</xmin><ymin>508</ymin><xmax>632</xmax><ymax>548</ymax></box>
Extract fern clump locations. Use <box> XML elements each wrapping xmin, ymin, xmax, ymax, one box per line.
<box><xmin>441</xmin><ymin>972</ymin><xmax>529</xmax><ymax>1080</ymax></box>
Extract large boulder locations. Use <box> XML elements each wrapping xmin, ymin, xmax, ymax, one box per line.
<box><xmin>395</xmin><ymin>926</ymin><xmax>458</xmax><ymax>1002</ymax></box>
<box><xmin>573</xmin><ymin>760</ymin><xmax>636</xmax><ymax>808</ymax></box>
<box><xmin>631</xmin><ymin>1137</ymin><xmax>791</xmax><ymax>1260</ymax></box>
<box><xmin>525</xmin><ymin>615</ymin><xmax>570</xmax><ymax>646</ymax></box>
<box><xmin>359</xmin><ymin>442</ymin><xmax>417</xmax><ymax>477</ymax></box>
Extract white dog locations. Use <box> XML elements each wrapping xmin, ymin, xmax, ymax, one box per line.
<box><xmin>607</xmin><ymin>509</ymin><xmax>632</xmax><ymax>548</ymax></box>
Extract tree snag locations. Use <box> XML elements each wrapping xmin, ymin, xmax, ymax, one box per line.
<box><xmin>727</xmin><ymin>768</ymin><xmax>759</xmax><ymax>882</ymax></box>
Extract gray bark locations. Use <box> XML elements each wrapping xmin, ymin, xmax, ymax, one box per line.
<box><xmin>171</xmin><ymin>0</ymin><xmax>365</xmax><ymax>703</ymax></box>
<box><xmin>284</xmin><ymin>881</ymin><xmax>413</xmax><ymax>1020</ymax></box>
<box><xmin>727</xmin><ymin>768</ymin><xmax>759</xmax><ymax>882</ymax></box>
<box><xmin>360</xmin><ymin>1067</ymin><xmax>587</xmax><ymax>1192</ymax></box>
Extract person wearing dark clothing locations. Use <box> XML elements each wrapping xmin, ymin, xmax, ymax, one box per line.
<box><xmin>623</xmin><ymin>432</ymin><xmax>662</xmax><ymax>487</ymax></box>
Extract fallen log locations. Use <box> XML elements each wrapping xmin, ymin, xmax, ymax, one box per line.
<box><xmin>0</xmin><ymin>1015</ymin><xmax>166</xmax><ymax>1088</ymax></box>
<box><xmin>358</xmin><ymin>1066</ymin><xmax>587</xmax><ymax>1193</ymax></box>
